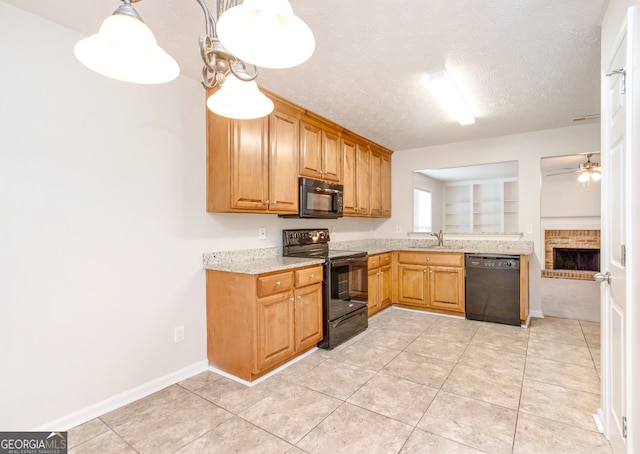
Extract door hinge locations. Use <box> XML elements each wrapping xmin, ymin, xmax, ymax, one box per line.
<box><xmin>623</xmin><ymin>416</ymin><xmax>628</xmax><ymax>438</ymax></box>
<box><xmin>622</xmin><ymin>244</ymin><xmax>626</xmax><ymax>267</ymax></box>
<box><xmin>606</xmin><ymin>68</ymin><xmax>626</xmax><ymax>94</ymax></box>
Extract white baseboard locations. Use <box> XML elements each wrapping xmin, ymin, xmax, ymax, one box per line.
<box><xmin>593</xmin><ymin>408</ymin><xmax>605</xmax><ymax>434</ymax></box>
<box><xmin>33</xmin><ymin>360</ymin><xmax>208</xmax><ymax>431</ymax></box>
<box><xmin>529</xmin><ymin>310</ymin><xmax>544</xmax><ymax>319</ymax></box>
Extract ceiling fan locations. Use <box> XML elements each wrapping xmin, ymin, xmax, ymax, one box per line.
<box><xmin>546</xmin><ymin>153</ymin><xmax>602</xmax><ymax>182</ymax></box>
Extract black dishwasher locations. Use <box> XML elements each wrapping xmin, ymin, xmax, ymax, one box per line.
<box><xmin>465</xmin><ymin>254</ymin><xmax>520</xmax><ymax>326</ymax></box>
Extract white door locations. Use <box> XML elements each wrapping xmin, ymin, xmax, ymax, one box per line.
<box><xmin>600</xmin><ymin>7</ymin><xmax>637</xmax><ymax>453</ymax></box>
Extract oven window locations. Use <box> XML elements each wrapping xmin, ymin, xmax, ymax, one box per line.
<box><xmin>330</xmin><ymin>261</ymin><xmax>368</xmax><ymax>303</ymax></box>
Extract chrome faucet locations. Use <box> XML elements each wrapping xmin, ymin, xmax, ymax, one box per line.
<box><xmin>431</xmin><ymin>229</ymin><xmax>444</xmax><ymax>247</ymax></box>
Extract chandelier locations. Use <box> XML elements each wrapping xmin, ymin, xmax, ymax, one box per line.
<box><xmin>74</xmin><ymin>0</ymin><xmax>315</xmax><ymax>119</ymax></box>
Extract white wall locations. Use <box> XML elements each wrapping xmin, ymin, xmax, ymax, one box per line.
<box><xmin>0</xmin><ymin>3</ymin><xmax>378</xmax><ymax>430</ymax></box>
<box><xmin>384</xmin><ymin>124</ymin><xmax>601</xmax><ymax>317</ymax></box>
<box><xmin>541</xmin><ymin>160</ymin><xmax>601</xmax><ymax>218</ymax></box>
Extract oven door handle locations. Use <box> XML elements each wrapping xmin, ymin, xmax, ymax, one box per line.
<box><xmin>333</xmin><ymin>309</ymin><xmax>367</xmax><ymax>328</ymax></box>
<box><xmin>330</xmin><ymin>256</ymin><xmax>367</xmax><ymax>268</ymax></box>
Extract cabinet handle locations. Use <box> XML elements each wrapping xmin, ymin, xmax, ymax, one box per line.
<box><xmin>297</xmin><ymin>296</ymin><xmax>302</xmax><ymax>300</ymax></box>
<box><xmin>275</xmin><ymin>281</ymin><xmax>281</xmax><ymax>286</ymax></box>
<box><xmin>290</xmin><ymin>297</ymin><xmax>294</xmax><ymax>302</ymax></box>
<box><xmin>263</xmin><ymin>200</ymin><xmax>269</xmax><ymax>205</ymax></box>
<box><xmin>310</xmin><ymin>274</ymin><xmax>314</xmax><ymax>278</ymax></box>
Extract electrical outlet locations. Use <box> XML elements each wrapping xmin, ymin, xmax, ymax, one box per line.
<box><xmin>332</xmin><ymin>225</ymin><xmax>337</xmax><ymax>234</ymax></box>
<box><xmin>259</xmin><ymin>227</ymin><xmax>266</xmax><ymax>239</ymax></box>
<box><xmin>395</xmin><ymin>225</ymin><xmax>401</xmax><ymax>233</ymax></box>
<box><xmin>526</xmin><ymin>224</ymin><xmax>533</xmax><ymax>234</ymax></box>
<box><xmin>174</xmin><ymin>326</ymin><xmax>184</xmax><ymax>343</ymax></box>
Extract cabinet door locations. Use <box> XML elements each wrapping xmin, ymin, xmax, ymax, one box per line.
<box><xmin>269</xmin><ymin>106</ymin><xmax>299</xmax><ymax>213</ymax></box>
<box><xmin>294</xmin><ymin>283</ymin><xmax>323</xmax><ymax>351</ymax></box>
<box><xmin>379</xmin><ymin>265</ymin><xmax>392</xmax><ymax>308</ymax></box>
<box><xmin>356</xmin><ymin>143</ymin><xmax>371</xmax><ymax>215</ymax></box>
<box><xmin>230</xmin><ymin>117</ymin><xmax>270</xmax><ymax>211</ymax></box>
<box><xmin>341</xmin><ymin>135</ymin><xmax>357</xmax><ymax>215</ymax></box>
<box><xmin>299</xmin><ymin>120</ymin><xmax>323</xmax><ymax>179</ymax></box>
<box><xmin>367</xmin><ymin>268</ymin><xmax>380</xmax><ymax>316</ymax></box>
<box><xmin>256</xmin><ymin>291</ymin><xmax>295</xmax><ymax>372</ymax></box>
<box><xmin>381</xmin><ymin>152</ymin><xmax>392</xmax><ymax>217</ymax></box>
<box><xmin>370</xmin><ymin>149</ymin><xmax>382</xmax><ymax>216</ymax></box>
<box><xmin>396</xmin><ymin>264</ymin><xmax>428</xmax><ymax>307</ymax></box>
<box><xmin>428</xmin><ymin>265</ymin><xmax>464</xmax><ymax>313</ymax></box>
<box><xmin>322</xmin><ymin>128</ymin><xmax>342</xmax><ymax>183</ymax></box>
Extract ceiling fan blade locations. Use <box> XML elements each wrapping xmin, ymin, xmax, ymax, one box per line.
<box><xmin>546</xmin><ymin>169</ymin><xmax>582</xmax><ymax>176</ymax></box>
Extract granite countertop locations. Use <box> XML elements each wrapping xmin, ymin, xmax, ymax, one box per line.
<box><xmin>203</xmin><ymin>238</ymin><xmax>534</xmax><ymax>275</ymax></box>
<box><xmin>203</xmin><ymin>256</ymin><xmax>324</xmax><ymax>274</ymax></box>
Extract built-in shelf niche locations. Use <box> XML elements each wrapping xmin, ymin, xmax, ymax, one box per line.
<box><xmin>443</xmin><ymin>178</ymin><xmax>519</xmax><ymax>233</ymax></box>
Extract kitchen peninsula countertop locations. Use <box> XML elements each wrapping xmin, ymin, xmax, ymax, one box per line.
<box><xmin>203</xmin><ymin>238</ymin><xmax>534</xmax><ymax>275</ymax></box>
<box><xmin>203</xmin><ymin>247</ymin><xmax>323</xmax><ymax>274</ymax></box>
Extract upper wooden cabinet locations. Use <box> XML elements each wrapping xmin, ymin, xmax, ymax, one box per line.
<box><xmin>206</xmin><ymin>91</ymin><xmax>300</xmax><ymax>214</ymax></box>
<box><xmin>206</xmin><ymin>87</ymin><xmax>392</xmax><ymax>217</ymax></box>
<box><xmin>371</xmin><ymin>144</ymin><xmax>392</xmax><ymax>217</ymax></box>
<box><xmin>299</xmin><ymin>116</ymin><xmax>342</xmax><ymax>183</ymax></box>
<box><xmin>342</xmin><ymin>133</ymin><xmax>392</xmax><ymax>218</ymax></box>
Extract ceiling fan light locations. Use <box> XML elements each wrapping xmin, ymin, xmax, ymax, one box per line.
<box><xmin>217</xmin><ymin>0</ymin><xmax>315</xmax><ymax>69</ymax></box>
<box><xmin>206</xmin><ymin>75</ymin><xmax>274</xmax><ymax>119</ymax></box>
<box><xmin>578</xmin><ymin>171</ymin><xmax>591</xmax><ymax>183</ymax></box>
<box><xmin>74</xmin><ymin>14</ymin><xmax>179</xmax><ymax>84</ymax></box>
<box><xmin>591</xmin><ymin>171</ymin><xmax>602</xmax><ymax>181</ymax></box>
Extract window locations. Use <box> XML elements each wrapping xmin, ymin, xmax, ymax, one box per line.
<box><xmin>413</xmin><ymin>188</ymin><xmax>432</xmax><ymax>232</ymax></box>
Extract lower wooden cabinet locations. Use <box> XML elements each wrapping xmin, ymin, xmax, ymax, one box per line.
<box><xmin>393</xmin><ymin>251</ymin><xmax>465</xmax><ymax>316</ymax></box>
<box><xmin>206</xmin><ymin>264</ymin><xmax>323</xmax><ymax>381</ymax></box>
<box><xmin>368</xmin><ymin>253</ymin><xmax>392</xmax><ymax>316</ymax></box>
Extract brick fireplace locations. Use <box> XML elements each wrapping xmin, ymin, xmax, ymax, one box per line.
<box><xmin>542</xmin><ymin>229</ymin><xmax>600</xmax><ymax>281</ymax></box>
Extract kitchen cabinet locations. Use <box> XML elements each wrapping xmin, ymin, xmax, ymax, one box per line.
<box><xmin>206</xmin><ymin>87</ymin><xmax>392</xmax><ymax>218</ymax></box>
<box><xmin>206</xmin><ymin>264</ymin><xmax>323</xmax><ymax>381</ymax></box>
<box><xmin>206</xmin><ymin>91</ymin><xmax>301</xmax><ymax>214</ymax></box>
<box><xmin>370</xmin><ymin>145</ymin><xmax>392</xmax><ymax>217</ymax></box>
<box><xmin>367</xmin><ymin>252</ymin><xmax>392</xmax><ymax>316</ymax></box>
<box><xmin>299</xmin><ymin>116</ymin><xmax>342</xmax><ymax>183</ymax></box>
<box><xmin>393</xmin><ymin>251</ymin><xmax>465</xmax><ymax>316</ymax></box>
<box><xmin>341</xmin><ymin>133</ymin><xmax>392</xmax><ymax>218</ymax></box>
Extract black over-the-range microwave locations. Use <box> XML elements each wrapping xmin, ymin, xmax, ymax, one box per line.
<box><xmin>279</xmin><ymin>177</ymin><xmax>343</xmax><ymax>219</ymax></box>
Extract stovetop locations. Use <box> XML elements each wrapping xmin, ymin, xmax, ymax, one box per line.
<box><xmin>282</xmin><ymin>228</ymin><xmax>366</xmax><ymax>261</ymax></box>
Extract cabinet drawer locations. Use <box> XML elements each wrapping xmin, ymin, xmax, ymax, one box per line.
<box><xmin>368</xmin><ymin>255</ymin><xmax>379</xmax><ymax>269</ymax></box>
<box><xmin>396</xmin><ymin>251</ymin><xmax>463</xmax><ymax>267</ymax></box>
<box><xmin>369</xmin><ymin>252</ymin><xmax>392</xmax><ymax>269</ymax></box>
<box><xmin>295</xmin><ymin>266</ymin><xmax>323</xmax><ymax>287</ymax></box>
<box><xmin>257</xmin><ymin>271</ymin><xmax>293</xmax><ymax>296</ymax></box>
<box><xmin>378</xmin><ymin>253</ymin><xmax>392</xmax><ymax>267</ymax></box>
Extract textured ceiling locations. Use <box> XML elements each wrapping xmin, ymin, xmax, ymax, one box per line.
<box><xmin>3</xmin><ymin>0</ymin><xmax>607</xmax><ymax>151</ymax></box>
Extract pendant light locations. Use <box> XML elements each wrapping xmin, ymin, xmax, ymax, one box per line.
<box><xmin>75</xmin><ymin>0</ymin><xmax>314</xmax><ymax>119</ymax></box>
<box><xmin>74</xmin><ymin>0</ymin><xmax>179</xmax><ymax>84</ymax></box>
<box><xmin>207</xmin><ymin>74</ymin><xmax>275</xmax><ymax>120</ymax></box>
<box><xmin>217</xmin><ymin>0</ymin><xmax>315</xmax><ymax>69</ymax></box>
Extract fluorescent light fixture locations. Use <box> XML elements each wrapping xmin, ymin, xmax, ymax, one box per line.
<box><xmin>427</xmin><ymin>69</ymin><xmax>475</xmax><ymax>125</ymax></box>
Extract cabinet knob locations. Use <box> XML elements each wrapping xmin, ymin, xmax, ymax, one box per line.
<box><xmin>310</xmin><ymin>274</ymin><xmax>314</xmax><ymax>278</ymax></box>
<box><xmin>275</xmin><ymin>281</ymin><xmax>281</xmax><ymax>286</ymax></box>
<box><xmin>423</xmin><ymin>269</ymin><xmax>427</xmax><ymax>273</ymax></box>
<box><xmin>263</xmin><ymin>200</ymin><xmax>269</xmax><ymax>205</ymax></box>
<box><xmin>297</xmin><ymin>296</ymin><xmax>302</xmax><ymax>300</ymax></box>
<box><xmin>290</xmin><ymin>297</ymin><xmax>294</xmax><ymax>302</ymax></box>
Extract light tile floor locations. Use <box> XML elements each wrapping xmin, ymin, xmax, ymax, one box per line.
<box><xmin>68</xmin><ymin>308</ymin><xmax>612</xmax><ymax>453</ymax></box>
